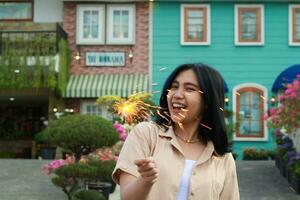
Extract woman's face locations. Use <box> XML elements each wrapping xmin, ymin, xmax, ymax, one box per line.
<box><xmin>167</xmin><ymin>69</ymin><xmax>205</xmax><ymax>124</ymax></box>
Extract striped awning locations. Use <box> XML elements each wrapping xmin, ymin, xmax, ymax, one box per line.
<box><xmin>65</xmin><ymin>74</ymin><xmax>149</xmax><ymax>98</ymax></box>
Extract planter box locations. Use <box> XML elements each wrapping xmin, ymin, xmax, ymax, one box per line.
<box><xmin>286</xmin><ymin>168</ymin><xmax>292</xmax><ymax>183</ymax></box>
<box><xmin>88</xmin><ymin>182</ymin><xmax>112</xmax><ymax>200</ymax></box>
<box><xmin>40</xmin><ymin>146</ymin><xmax>56</xmax><ymax>159</ymax></box>
<box><xmin>275</xmin><ymin>155</ymin><xmax>280</xmax><ymax>169</ymax></box>
<box><xmin>275</xmin><ymin>156</ymin><xmax>287</xmax><ymax>177</ymax></box>
<box><xmin>290</xmin><ymin>174</ymin><xmax>300</xmax><ymax>194</ymax></box>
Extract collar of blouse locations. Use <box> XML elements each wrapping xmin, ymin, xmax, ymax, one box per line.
<box><xmin>158</xmin><ymin>125</ymin><xmax>216</xmax><ymax>166</ymax></box>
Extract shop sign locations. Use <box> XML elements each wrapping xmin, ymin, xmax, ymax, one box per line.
<box><xmin>86</xmin><ymin>52</ymin><xmax>125</xmax><ymax>66</ymax></box>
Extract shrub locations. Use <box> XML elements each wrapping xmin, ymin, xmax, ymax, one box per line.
<box><xmin>243</xmin><ymin>147</ymin><xmax>270</xmax><ymax>160</ymax></box>
<box><xmin>39</xmin><ymin>115</ymin><xmax>119</xmax><ymax>160</ymax></box>
<box><xmin>74</xmin><ymin>190</ymin><xmax>105</xmax><ymax>200</ymax></box>
<box><xmin>0</xmin><ymin>151</ymin><xmax>16</xmax><ymax>158</ymax></box>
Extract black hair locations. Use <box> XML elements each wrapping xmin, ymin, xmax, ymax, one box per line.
<box><xmin>154</xmin><ymin>63</ymin><xmax>228</xmax><ymax>156</ymax></box>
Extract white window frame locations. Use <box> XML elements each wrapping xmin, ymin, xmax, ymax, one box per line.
<box><xmin>232</xmin><ymin>83</ymin><xmax>268</xmax><ymax>141</ymax></box>
<box><xmin>80</xmin><ymin>101</ymin><xmax>113</xmax><ymax>121</ymax></box>
<box><xmin>289</xmin><ymin>5</ymin><xmax>300</xmax><ymax>46</ymax></box>
<box><xmin>76</xmin><ymin>4</ymin><xmax>105</xmax><ymax>45</ymax></box>
<box><xmin>235</xmin><ymin>4</ymin><xmax>264</xmax><ymax>46</ymax></box>
<box><xmin>180</xmin><ymin>4</ymin><xmax>211</xmax><ymax>46</ymax></box>
<box><xmin>106</xmin><ymin>4</ymin><xmax>136</xmax><ymax>45</ymax></box>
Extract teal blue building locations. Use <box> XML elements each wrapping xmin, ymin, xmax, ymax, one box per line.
<box><xmin>150</xmin><ymin>1</ymin><xmax>300</xmax><ymax>159</ymax></box>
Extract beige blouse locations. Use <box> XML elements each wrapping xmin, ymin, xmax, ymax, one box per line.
<box><xmin>112</xmin><ymin>122</ymin><xmax>240</xmax><ymax>200</ymax></box>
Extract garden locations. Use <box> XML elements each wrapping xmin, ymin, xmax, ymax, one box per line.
<box><xmin>266</xmin><ymin>75</ymin><xmax>300</xmax><ymax>194</ymax></box>
<box><xmin>38</xmin><ymin>92</ymin><xmax>154</xmax><ymax>200</ymax></box>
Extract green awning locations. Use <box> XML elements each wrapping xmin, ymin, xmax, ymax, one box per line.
<box><xmin>65</xmin><ymin>74</ymin><xmax>149</xmax><ymax>98</ymax></box>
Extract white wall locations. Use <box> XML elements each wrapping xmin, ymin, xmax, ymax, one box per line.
<box><xmin>34</xmin><ymin>0</ymin><xmax>63</xmax><ymax>23</ymax></box>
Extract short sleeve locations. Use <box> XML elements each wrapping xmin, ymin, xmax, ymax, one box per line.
<box><xmin>220</xmin><ymin>153</ymin><xmax>240</xmax><ymax>200</ymax></box>
<box><xmin>112</xmin><ymin>122</ymin><xmax>157</xmax><ymax>184</ymax></box>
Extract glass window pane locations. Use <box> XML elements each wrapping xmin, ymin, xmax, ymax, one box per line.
<box><xmin>91</xmin><ymin>25</ymin><xmax>98</xmax><ymax>38</ymax></box>
<box><xmin>113</xmin><ymin>10</ymin><xmax>121</xmax><ymax>25</ymax></box>
<box><xmin>91</xmin><ymin>11</ymin><xmax>99</xmax><ymax>25</ymax></box>
<box><xmin>296</xmin><ymin>12</ymin><xmax>300</xmax><ymax>40</ymax></box>
<box><xmin>250</xmin><ymin>121</ymin><xmax>261</xmax><ymax>134</ymax></box>
<box><xmin>241</xmin><ymin>11</ymin><xmax>257</xmax><ymax>40</ymax></box>
<box><xmin>122</xmin><ymin>10</ymin><xmax>129</xmax><ymax>22</ymax></box>
<box><xmin>83</xmin><ymin>25</ymin><xmax>90</xmax><ymax>38</ymax></box>
<box><xmin>239</xmin><ymin>119</ymin><xmax>251</xmax><ymax>135</ymax></box>
<box><xmin>122</xmin><ymin>25</ymin><xmax>129</xmax><ymax>38</ymax></box>
<box><xmin>113</xmin><ymin>25</ymin><xmax>120</xmax><ymax>38</ymax></box>
<box><xmin>238</xmin><ymin>90</ymin><xmax>262</xmax><ymax>136</ymax></box>
<box><xmin>0</xmin><ymin>3</ymin><xmax>32</xmax><ymax>20</ymax></box>
<box><xmin>83</xmin><ymin>11</ymin><xmax>90</xmax><ymax>25</ymax></box>
<box><xmin>187</xmin><ymin>9</ymin><xmax>204</xmax><ymax>40</ymax></box>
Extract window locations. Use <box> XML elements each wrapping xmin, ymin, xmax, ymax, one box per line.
<box><xmin>181</xmin><ymin>4</ymin><xmax>211</xmax><ymax>45</ymax></box>
<box><xmin>107</xmin><ymin>4</ymin><xmax>135</xmax><ymax>44</ymax></box>
<box><xmin>76</xmin><ymin>5</ymin><xmax>105</xmax><ymax>45</ymax></box>
<box><xmin>289</xmin><ymin>5</ymin><xmax>300</xmax><ymax>45</ymax></box>
<box><xmin>81</xmin><ymin>101</ymin><xmax>113</xmax><ymax>121</ymax></box>
<box><xmin>235</xmin><ymin>5</ymin><xmax>264</xmax><ymax>45</ymax></box>
<box><xmin>233</xmin><ymin>84</ymin><xmax>268</xmax><ymax>141</ymax></box>
<box><xmin>0</xmin><ymin>1</ymin><xmax>32</xmax><ymax>21</ymax></box>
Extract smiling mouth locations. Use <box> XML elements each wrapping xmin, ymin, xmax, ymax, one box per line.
<box><xmin>171</xmin><ymin>103</ymin><xmax>188</xmax><ymax>114</ymax></box>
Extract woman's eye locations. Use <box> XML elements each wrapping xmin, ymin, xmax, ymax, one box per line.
<box><xmin>186</xmin><ymin>88</ymin><xmax>196</xmax><ymax>92</ymax></box>
<box><xmin>170</xmin><ymin>85</ymin><xmax>178</xmax><ymax>89</ymax></box>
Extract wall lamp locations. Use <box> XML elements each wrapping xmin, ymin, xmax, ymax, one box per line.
<box><xmin>52</xmin><ymin>106</ymin><xmax>58</xmax><ymax>113</ymax></box>
<box><xmin>270</xmin><ymin>96</ymin><xmax>276</xmax><ymax>106</ymax></box>
<box><xmin>224</xmin><ymin>96</ymin><xmax>229</xmax><ymax>106</ymax></box>
<box><xmin>128</xmin><ymin>47</ymin><xmax>133</xmax><ymax>63</ymax></box>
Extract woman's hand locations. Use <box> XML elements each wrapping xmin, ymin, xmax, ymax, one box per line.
<box><xmin>134</xmin><ymin>157</ymin><xmax>158</xmax><ymax>184</ymax></box>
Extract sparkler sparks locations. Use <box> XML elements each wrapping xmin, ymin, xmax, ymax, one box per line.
<box><xmin>159</xmin><ymin>67</ymin><xmax>167</xmax><ymax>71</ymax></box>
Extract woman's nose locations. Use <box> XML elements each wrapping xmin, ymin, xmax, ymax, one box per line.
<box><xmin>173</xmin><ymin>88</ymin><xmax>184</xmax><ymax>99</ymax></box>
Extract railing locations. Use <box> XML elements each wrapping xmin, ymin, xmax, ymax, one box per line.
<box><xmin>0</xmin><ymin>23</ymin><xmax>67</xmax><ymax>55</ymax></box>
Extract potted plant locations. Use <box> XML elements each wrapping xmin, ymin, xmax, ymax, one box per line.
<box><xmin>34</xmin><ymin>131</ymin><xmax>57</xmax><ymax>159</ymax></box>
<box><xmin>40</xmin><ymin>114</ymin><xmax>119</xmax><ymax>200</ymax></box>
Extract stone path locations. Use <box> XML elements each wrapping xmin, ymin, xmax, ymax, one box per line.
<box><xmin>237</xmin><ymin>161</ymin><xmax>300</xmax><ymax>200</ymax></box>
<box><xmin>0</xmin><ymin>159</ymin><xmax>299</xmax><ymax>200</ymax></box>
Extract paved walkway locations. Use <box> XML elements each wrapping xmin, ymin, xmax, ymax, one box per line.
<box><xmin>0</xmin><ymin>159</ymin><xmax>299</xmax><ymax>200</ymax></box>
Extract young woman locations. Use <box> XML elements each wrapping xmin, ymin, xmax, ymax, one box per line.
<box><xmin>112</xmin><ymin>63</ymin><xmax>240</xmax><ymax>200</ymax></box>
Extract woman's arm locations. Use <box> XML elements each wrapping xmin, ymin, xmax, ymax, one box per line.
<box><xmin>119</xmin><ymin>157</ymin><xmax>158</xmax><ymax>200</ymax></box>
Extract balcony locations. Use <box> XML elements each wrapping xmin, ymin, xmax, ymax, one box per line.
<box><xmin>0</xmin><ymin>23</ymin><xmax>69</xmax><ymax>94</ymax></box>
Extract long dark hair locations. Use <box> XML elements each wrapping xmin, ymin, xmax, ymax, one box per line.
<box><xmin>154</xmin><ymin>63</ymin><xmax>228</xmax><ymax>156</ymax></box>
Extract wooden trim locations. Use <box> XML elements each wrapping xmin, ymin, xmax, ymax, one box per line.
<box><xmin>0</xmin><ymin>1</ymin><xmax>33</xmax><ymax>22</ymax></box>
<box><xmin>293</xmin><ymin>8</ymin><xmax>300</xmax><ymax>43</ymax></box>
<box><xmin>184</xmin><ymin>7</ymin><xmax>207</xmax><ymax>43</ymax></box>
<box><xmin>236</xmin><ymin>87</ymin><xmax>264</xmax><ymax>138</ymax></box>
<box><xmin>238</xmin><ymin>7</ymin><xmax>261</xmax><ymax>43</ymax></box>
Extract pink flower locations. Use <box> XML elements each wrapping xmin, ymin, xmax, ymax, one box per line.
<box><xmin>114</xmin><ymin>122</ymin><xmax>128</xmax><ymax>141</ymax></box>
<box><xmin>42</xmin><ymin>159</ymin><xmax>66</xmax><ymax>175</ymax></box>
<box><xmin>269</xmin><ymin>108</ymin><xmax>276</xmax><ymax>116</ymax></box>
<box><xmin>278</xmin><ymin>95</ymin><xmax>284</xmax><ymax>101</ymax></box>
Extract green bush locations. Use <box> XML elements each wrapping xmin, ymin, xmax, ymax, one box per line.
<box><xmin>51</xmin><ymin>162</ymin><xmax>111</xmax><ymax>200</ymax></box>
<box><xmin>39</xmin><ymin>115</ymin><xmax>119</xmax><ymax>160</ymax></box>
<box><xmin>0</xmin><ymin>151</ymin><xmax>16</xmax><ymax>158</ymax></box>
<box><xmin>243</xmin><ymin>147</ymin><xmax>270</xmax><ymax>160</ymax></box>
<box><xmin>74</xmin><ymin>190</ymin><xmax>105</xmax><ymax>200</ymax></box>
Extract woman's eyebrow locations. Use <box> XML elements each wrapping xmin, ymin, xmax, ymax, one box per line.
<box><xmin>172</xmin><ymin>80</ymin><xmax>199</xmax><ymax>88</ymax></box>
<box><xmin>185</xmin><ymin>82</ymin><xmax>199</xmax><ymax>88</ymax></box>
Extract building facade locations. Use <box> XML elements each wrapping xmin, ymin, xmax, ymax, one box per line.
<box><xmin>0</xmin><ymin>0</ymin><xmax>66</xmax><ymax>158</ymax></box>
<box><xmin>62</xmin><ymin>0</ymin><xmax>150</xmax><ymax>118</ymax></box>
<box><xmin>151</xmin><ymin>1</ymin><xmax>300</xmax><ymax>159</ymax></box>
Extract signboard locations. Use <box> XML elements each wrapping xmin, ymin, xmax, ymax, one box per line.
<box><xmin>86</xmin><ymin>52</ymin><xmax>125</xmax><ymax>67</ymax></box>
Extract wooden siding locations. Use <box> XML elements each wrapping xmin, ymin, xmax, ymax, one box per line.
<box><xmin>152</xmin><ymin>2</ymin><xmax>300</xmax><ymax>159</ymax></box>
